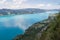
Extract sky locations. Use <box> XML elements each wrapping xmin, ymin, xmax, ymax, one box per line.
<box><xmin>0</xmin><ymin>0</ymin><xmax>60</xmax><ymax>9</ymax></box>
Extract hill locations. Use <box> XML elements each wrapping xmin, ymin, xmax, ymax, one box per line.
<box><xmin>0</xmin><ymin>8</ymin><xmax>60</xmax><ymax>16</ymax></box>
<box><xmin>14</xmin><ymin>12</ymin><xmax>60</xmax><ymax>40</ymax></box>
<box><xmin>0</xmin><ymin>8</ymin><xmax>46</xmax><ymax>16</ymax></box>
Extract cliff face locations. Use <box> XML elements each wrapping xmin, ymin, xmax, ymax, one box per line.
<box><xmin>40</xmin><ymin>12</ymin><xmax>60</xmax><ymax>40</ymax></box>
<box><xmin>14</xmin><ymin>12</ymin><xmax>60</xmax><ymax>40</ymax></box>
<box><xmin>14</xmin><ymin>20</ymin><xmax>49</xmax><ymax>40</ymax></box>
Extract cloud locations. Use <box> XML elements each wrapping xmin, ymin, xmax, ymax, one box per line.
<box><xmin>0</xmin><ymin>0</ymin><xmax>28</xmax><ymax>9</ymax></box>
<box><xmin>0</xmin><ymin>0</ymin><xmax>6</xmax><ymax>3</ymax></box>
<box><xmin>0</xmin><ymin>0</ymin><xmax>60</xmax><ymax>9</ymax></box>
<box><xmin>37</xmin><ymin>4</ymin><xmax>60</xmax><ymax>9</ymax></box>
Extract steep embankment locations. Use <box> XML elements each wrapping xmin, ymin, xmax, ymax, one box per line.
<box><xmin>14</xmin><ymin>12</ymin><xmax>60</xmax><ymax>40</ymax></box>
<box><xmin>40</xmin><ymin>12</ymin><xmax>60</xmax><ymax>40</ymax></box>
<box><xmin>14</xmin><ymin>19</ymin><xmax>50</xmax><ymax>40</ymax></box>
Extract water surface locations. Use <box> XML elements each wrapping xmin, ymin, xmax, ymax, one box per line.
<box><xmin>0</xmin><ymin>11</ymin><xmax>58</xmax><ymax>40</ymax></box>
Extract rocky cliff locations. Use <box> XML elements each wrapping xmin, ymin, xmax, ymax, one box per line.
<box><xmin>14</xmin><ymin>12</ymin><xmax>60</xmax><ymax>40</ymax></box>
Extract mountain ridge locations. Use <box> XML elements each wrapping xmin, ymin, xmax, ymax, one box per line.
<box><xmin>0</xmin><ymin>8</ymin><xmax>60</xmax><ymax>16</ymax></box>
<box><xmin>0</xmin><ymin>8</ymin><xmax>46</xmax><ymax>16</ymax></box>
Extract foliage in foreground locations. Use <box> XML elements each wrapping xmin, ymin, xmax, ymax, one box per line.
<box><xmin>40</xmin><ymin>12</ymin><xmax>60</xmax><ymax>40</ymax></box>
<box><xmin>14</xmin><ymin>12</ymin><xmax>60</xmax><ymax>40</ymax></box>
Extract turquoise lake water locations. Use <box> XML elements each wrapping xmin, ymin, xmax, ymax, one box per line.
<box><xmin>0</xmin><ymin>11</ymin><xmax>59</xmax><ymax>40</ymax></box>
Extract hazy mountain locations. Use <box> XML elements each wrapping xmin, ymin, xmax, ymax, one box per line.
<box><xmin>0</xmin><ymin>8</ymin><xmax>60</xmax><ymax>16</ymax></box>
<box><xmin>0</xmin><ymin>8</ymin><xmax>46</xmax><ymax>16</ymax></box>
<box><xmin>47</xmin><ymin>9</ymin><xmax>60</xmax><ymax>11</ymax></box>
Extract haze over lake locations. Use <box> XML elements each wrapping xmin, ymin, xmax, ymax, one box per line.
<box><xmin>0</xmin><ymin>11</ymin><xmax>58</xmax><ymax>40</ymax></box>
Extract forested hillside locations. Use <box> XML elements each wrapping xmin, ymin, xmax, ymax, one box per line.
<box><xmin>14</xmin><ymin>12</ymin><xmax>60</xmax><ymax>40</ymax></box>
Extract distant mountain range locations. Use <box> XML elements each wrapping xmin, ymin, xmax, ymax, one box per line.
<box><xmin>0</xmin><ymin>8</ymin><xmax>60</xmax><ymax>16</ymax></box>
<box><xmin>0</xmin><ymin>8</ymin><xmax>46</xmax><ymax>15</ymax></box>
<box><xmin>47</xmin><ymin>9</ymin><xmax>60</xmax><ymax>11</ymax></box>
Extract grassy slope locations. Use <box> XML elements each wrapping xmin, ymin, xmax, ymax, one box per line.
<box><xmin>40</xmin><ymin>12</ymin><xmax>60</xmax><ymax>40</ymax></box>
<box><xmin>14</xmin><ymin>12</ymin><xmax>60</xmax><ymax>40</ymax></box>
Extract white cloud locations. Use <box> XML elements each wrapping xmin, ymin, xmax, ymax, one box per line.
<box><xmin>0</xmin><ymin>0</ymin><xmax>60</xmax><ymax>9</ymax></box>
<box><xmin>37</xmin><ymin>4</ymin><xmax>45</xmax><ymax>7</ymax></box>
<box><xmin>0</xmin><ymin>0</ymin><xmax>6</xmax><ymax>3</ymax></box>
<box><xmin>37</xmin><ymin>4</ymin><xmax>60</xmax><ymax>9</ymax></box>
<box><xmin>0</xmin><ymin>0</ymin><xmax>28</xmax><ymax>9</ymax></box>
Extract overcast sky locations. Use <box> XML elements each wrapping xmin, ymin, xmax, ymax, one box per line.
<box><xmin>0</xmin><ymin>0</ymin><xmax>60</xmax><ymax>9</ymax></box>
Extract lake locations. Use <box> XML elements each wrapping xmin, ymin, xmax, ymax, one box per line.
<box><xmin>0</xmin><ymin>11</ymin><xmax>58</xmax><ymax>40</ymax></box>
